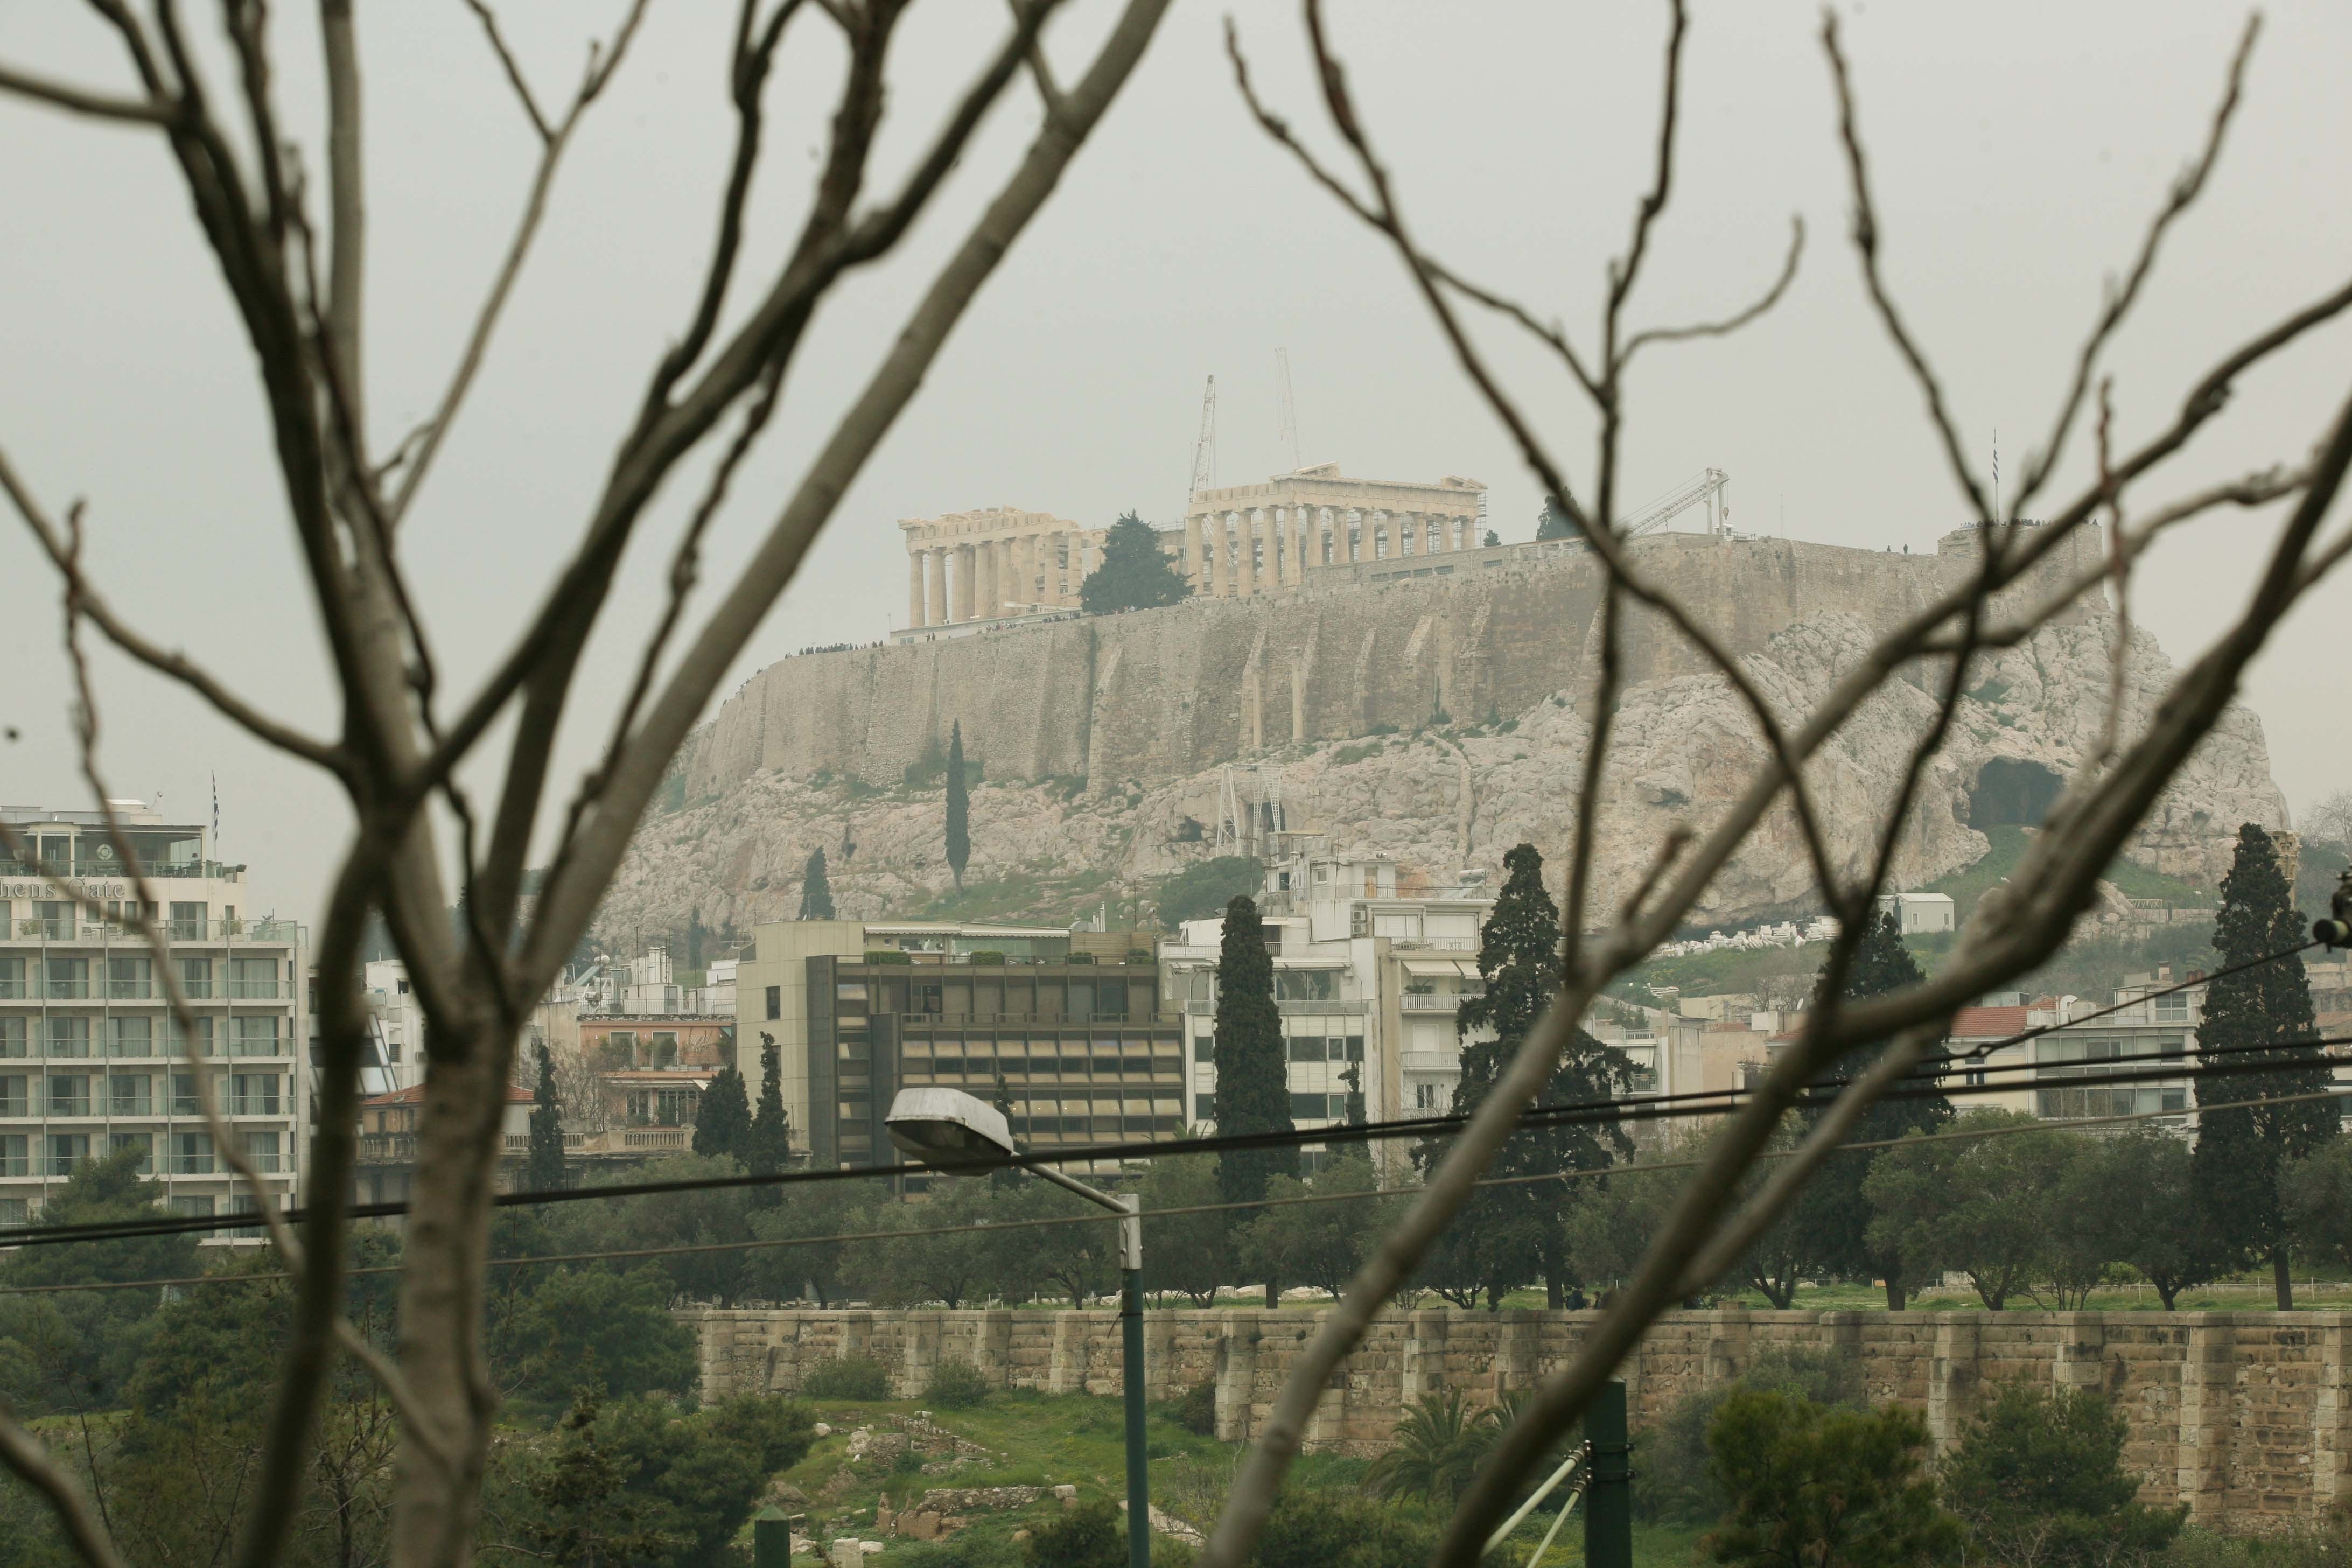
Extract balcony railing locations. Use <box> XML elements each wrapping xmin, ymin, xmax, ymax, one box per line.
<box><xmin>8</xmin><ymin>918</ymin><xmax>304</xmax><ymax>944</ymax></box>
<box><xmin>622</xmin><ymin>1128</ymin><xmax>691</xmax><ymax>1149</ymax></box>
<box><xmin>897</xmin><ymin>1011</ymin><xmax>1184</xmax><ymax>1027</ymax></box>
<box><xmin>358</xmin><ymin>1132</ymin><xmax>419</xmax><ymax>1163</ymax></box>
<box><xmin>1399</xmin><ymin>992</ymin><xmax>1470</xmax><ymax>1012</ymax></box>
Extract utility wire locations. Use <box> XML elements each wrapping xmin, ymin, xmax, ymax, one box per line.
<box><xmin>0</xmin><ymin>938</ymin><xmax>2330</xmax><ymax>1249</ymax></box>
<box><xmin>10</xmin><ymin>1032</ymin><xmax>2349</xmax><ymax>1259</ymax></box>
<box><xmin>22</xmin><ymin>1021</ymin><xmax>2341</xmax><ymax>1253</ymax></box>
<box><xmin>11</xmin><ymin>1078</ymin><xmax>2347</xmax><ymax>1300</ymax></box>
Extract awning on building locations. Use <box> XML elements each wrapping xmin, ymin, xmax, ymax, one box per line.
<box><xmin>1398</xmin><ymin>957</ymin><xmax>1481</xmax><ymax>978</ymax></box>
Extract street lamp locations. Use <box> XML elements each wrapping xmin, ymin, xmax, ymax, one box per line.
<box><xmin>885</xmin><ymin>1088</ymin><xmax>1150</xmax><ymax>1568</ymax></box>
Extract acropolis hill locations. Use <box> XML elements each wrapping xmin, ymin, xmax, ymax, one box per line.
<box><xmin>597</xmin><ymin>524</ymin><xmax>2288</xmax><ymax>946</ymax></box>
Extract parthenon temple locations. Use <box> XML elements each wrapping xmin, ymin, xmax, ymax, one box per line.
<box><xmin>900</xmin><ymin>508</ymin><xmax>1105</xmax><ymax>629</ymax></box>
<box><xmin>1183</xmin><ymin>465</ymin><xmax>1487</xmax><ymax>598</ymax></box>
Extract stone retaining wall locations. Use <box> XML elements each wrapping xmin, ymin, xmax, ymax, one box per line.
<box><xmin>682</xmin><ymin>1306</ymin><xmax>2352</xmax><ymax>1529</ymax></box>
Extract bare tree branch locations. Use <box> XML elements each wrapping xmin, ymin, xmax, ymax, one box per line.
<box><xmin>0</xmin><ymin>58</ymin><xmax>170</xmax><ymax>122</ymax></box>
<box><xmin>1620</xmin><ymin>214</ymin><xmax>1805</xmax><ymax>361</ymax></box>
<box><xmin>2010</xmin><ymin>16</ymin><xmax>2258</xmax><ymax>516</ymax></box>
<box><xmin>0</xmin><ymin>447</ymin><xmax>351</xmax><ymax>774</ymax></box>
<box><xmin>459</xmin><ymin>0</ymin><xmax>554</xmax><ymax>142</ymax></box>
<box><xmin>387</xmin><ymin>0</ymin><xmax>652</xmax><ymax>526</ymax></box>
<box><xmin>0</xmin><ymin>1409</ymin><xmax>129</xmax><ymax>1568</ymax></box>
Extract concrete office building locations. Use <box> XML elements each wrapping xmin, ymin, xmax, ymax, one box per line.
<box><xmin>0</xmin><ymin>803</ymin><xmax>308</xmax><ymax>1238</ymax></box>
<box><xmin>735</xmin><ymin>919</ymin><xmax>1179</xmax><ymax>1171</ymax></box>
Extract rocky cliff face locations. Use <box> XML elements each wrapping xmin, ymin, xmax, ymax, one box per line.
<box><xmin>597</xmin><ymin>534</ymin><xmax>2287</xmax><ymax>949</ymax></box>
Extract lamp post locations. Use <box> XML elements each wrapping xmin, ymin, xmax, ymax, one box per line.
<box><xmin>885</xmin><ymin>1088</ymin><xmax>1151</xmax><ymax>1568</ymax></box>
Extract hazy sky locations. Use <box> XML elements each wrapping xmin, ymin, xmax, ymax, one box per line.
<box><xmin>2</xmin><ymin>1</ymin><xmax>2348</xmax><ymax>925</ymax></box>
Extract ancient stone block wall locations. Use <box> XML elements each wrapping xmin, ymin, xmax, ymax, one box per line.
<box><xmin>682</xmin><ymin>1306</ymin><xmax>2352</xmax><ymax>1529</ymax></box>
<box><xmin>677</xmin><ymin>531</ymin><xmax>2103</xmax><ymax>800</ymax></box>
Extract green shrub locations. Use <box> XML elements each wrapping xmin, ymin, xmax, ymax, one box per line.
<box><xmin>800</xmin><ymin>1355</ymin><xmax>890</xmax><ymax>1401</ymax></box>
<box><xmin>1026</xmin><ymin>1499</ymin><xmax>1122</xmax><ymax>1568</ymax></box>
<box><xmin>1703</xmin><ymin>1389</ymin><xmax>1959</xmax><ymax>1568</ymax></box>
<box><xmin>899</xmin><ymin>1535</ymin><xmax>1024</xmax><ymax>1568</ymax></box>
<box><xmin>967</xmin><ymin>950</ymin><xmax>1007</xmax><ymax>965</ymax></box>
<box><xmin>925</xmin><ymin>1359</ymin><xmax>991</xmax><ymax>1409</ymax></box>
<box><xmin>1256</xmin><ymin>1490</ymin><xmax>1431</xmax><ymax>1568</ymax></box>
<box><xmin>1174</xmin><ymin>1380</ymin><xmax>1217</xmax><ymax>1436</ymax></box>
<box><xmin>864</xmin><ymin>950</ymin><xmax>914</xmax><ymax>965</ymax></box>
<box><xmin>1639</xmin><ymin>1346</ymin><xmax>1863</xmax><ymax>1524</ymax></box>
<box><xmin>1943</xmin><ymin>1384</ymin><xmax>2186</xmax><ymax>1568</ymax></box>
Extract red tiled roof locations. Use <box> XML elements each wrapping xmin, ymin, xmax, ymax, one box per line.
<box><xmin>359</xmin><ymin>1083</ymin><xmax>535</xmax><ymax>1108</ymax></box>
<box><xmin>1947</xmin><ymin>1005</ymin><xmax>2029</xmax><ymax>1041</ymax></box>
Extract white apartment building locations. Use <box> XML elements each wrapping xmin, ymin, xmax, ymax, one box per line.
<box><xmin>1161</xmin><ymin>845</ymin><xmax>1494</xmax><ymax>1142</ymax></box>
<box><xmin>1</xmin><ymin>803</ymin><xmax>309</xmax><ymax>1239</ymax></box>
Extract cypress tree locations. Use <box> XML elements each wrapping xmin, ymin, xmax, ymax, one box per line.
<box><xmin>799</xmin><ymin>846</ymin><xmax>836</xmax><ymax>920</ymax></box>
<box><xmin>692</xmin><ymin>1064</ymin><xmax>752</xmax><ymax>1164</ymax></box>
<box><xmin>944</xmin><ymin>721</ymin><xmax>970</xmax><ymax>891</ymax></box>
<box><xmin>747</xmin><ymin>1030</ymin><xmax>793</xmax><ymax>1201</ymax></box>
<box><xmin>526</xmin><ymin>1039</ymin><xmax>569</xmax><ymax>1192</ymax></box>
<box><xmin>2192</xmin><ymin>822</ymin><xmax>2330</xmax><ymax>1308</ymax></box>
<box><xmin>1078</xmin><ymin>512</ymin><xmax>1192</xmax><ymax>613</ymax></box>
<box><xmin>1779</xmin><ymin>908</ymin><xmax>1951</xmax><ymax>1308</ymax></box>
<box><xmin>1212</xmin><ymin>894</ymin><xmax>1291</xmax><ymax>1300</ymax></box>
<box><xmin>1417</xmin><ymin>843</ymin><xmax>1628</xmax><ymax>1308</ymax></box>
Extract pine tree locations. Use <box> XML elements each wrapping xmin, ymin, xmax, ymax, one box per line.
<box><xmin>1079</xmin><ymin>511</ymin><xmax>1192</xmax><ymax>613</ymax></box>
<box><xmin>526</xmin><ymin>1039</ymin><xmax>569</xmax><ymax>1193</ymax></box>
<box><xmin>1212</xmin><ymin>894</ymin><xmax>1292</xmax><ymax>1299</ymax></box>
<box><xmin>1416</xmin><ymin>843</ymin><xmax>1628</xmax><ymax>1307</ymax></box>
<box><xmin>1535</xmin><ymin>494</ymin><xmax>1578</xmax><ymax>541</ymax></box>
<box><xmin>746</xmin><ymin>1031</ymin><xmax>793</xmax><ymax>1202</ymax></box>
<box><xmin>798</xmin><ymin>846</ymin><xmax>835</xmax><ymax>920</ymax></box>
<box><xmin>1775</xmin><ymin>908</ymin><xmax>1952</xmax><ymax>1309</ymax></box>
<box><xmin>692</xmin><ymin>1064</ymin><xmax>752</xmax><ymax>1164</ymax></box>
<box><xmin>2193</xmin><ymin>822</ymin><xmax>2330</xmax><ymax>1307</ymax></box>
<box><xmin>944</xmin><ymin>721</ymin><xmax>970</xmax><ymax>891</ymax></box>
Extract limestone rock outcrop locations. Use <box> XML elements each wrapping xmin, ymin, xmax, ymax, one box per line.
<box><xmin>596</xmin><ymin>533</ymin><xmax>2286</xmax><ymax>948</ymax></box>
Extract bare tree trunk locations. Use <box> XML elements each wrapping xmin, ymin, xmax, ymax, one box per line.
<box><xmin>388</xmin><ymin>1027</ymin><xmax>515</xmax><ymax>1568</ymax></box>
<box><xmin>2276</xmin><ymin>1247</ymin><xmax>2295</xmax><ymax>1311</ymax></box>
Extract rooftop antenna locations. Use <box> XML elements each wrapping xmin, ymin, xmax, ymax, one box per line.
<box><xmin>1275</xmin><ymin>348</ymin><xmax>1302</xmax><ymax>470</ymax></box>
<box><xmin>1186</xmin><ymin>375</ymin><xmax>1217</xmax><ymax>513</ymax></box>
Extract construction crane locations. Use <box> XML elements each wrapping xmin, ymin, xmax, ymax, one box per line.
<box><xmin>1275</xmin><ymin>348</ymin><xmax>1303</xmax><ymax>470</ymax></box>
<box><xmin>1621</xmin><ymin>467</ymin><xmax>1731</xmax><ymax>538</ymax></box>
<box><xmin>1185</xmin><ymin>374</ymin><xmax>1217</xmax><ymax>510</ymax></box>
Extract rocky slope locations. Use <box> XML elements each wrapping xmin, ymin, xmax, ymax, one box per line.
<box><xmin>594</xmin><ymin>605</ymin><xmax>2287</xmax><ymax>951</ymax></box>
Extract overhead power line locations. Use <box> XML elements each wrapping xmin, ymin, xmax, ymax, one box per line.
<box><xmin>0</xmin><ymin>939</ymin><xmax>2329</xmax><ymax>1251</ymax></box>
<box><xmin>11</xmin><ymin>1079</ymin><xmax>2347</xmax><ymax>1300</ymax></box>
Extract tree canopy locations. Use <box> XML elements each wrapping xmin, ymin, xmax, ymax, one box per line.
<box><xmin>527</xmin><ymin>1039</ymin><xmax>570</xmax><ymax>1193</ymax></box>
<box><xmin>691</xmin><ymin>1064</ymin><xmax>751</xmax><ymax>1165</ymax></box>
<box><xmin>944</xmin><ymin>720</ymin><xmax>971</xmax><ymax>890</ymax></box>
<box><xmin>1213</xmin><ymin>894</ymin><xmax>1293</xmax><ymax>1222</ymax></box>
<box><xmin>798</xmin><ymin>845</ymin><xmax>835</xmax><ymax>920</ymax></box>
<box><xmin>2191</xmin><ymin>821</ymin><xmax>2331</xmax><ymax>1307</ymax></box>
<box><xmin>1079</xmin><ymin>510</ymin><xmax>1191</xmax><ymax>613</ymax></box>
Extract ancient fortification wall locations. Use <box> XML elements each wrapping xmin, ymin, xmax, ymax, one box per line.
<box><xmin>683</xmin><ymin>1306</ymin><xmax>2352</xmax><ymax>1530</ymax></box>
<box><xmin>682</xmin><ymin>530</ymin><xmax>2103</xmax><ymax>798</ymax></box>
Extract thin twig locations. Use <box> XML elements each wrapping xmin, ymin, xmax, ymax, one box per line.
<box><xmin>0</xmin><ymin>58</ymin><xmax>171</xmax><ymax>122</ymax></box>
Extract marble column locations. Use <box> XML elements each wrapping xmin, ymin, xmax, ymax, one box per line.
<box><xmin>1237</xmin><ymin>510</ymin><xmax>1258</xmax><ymax>596</ymax></box>
<box><xmin>1271</xmin><ymin>507</ymin><xmax>1292</xmax><ymax>587</ymax></box>
<box><xmin>908</xmin><ymin>550</ymin><xmax>925</xmax><ymax>627</ymax></box>
<box><xmin>925</xmin><ymin>547</ymin><xmax>947</xmax><ymax>627</ymax></box>
<box><xmin>953</xmin><ymin>543</ymin><xmax>975</xmax><ymax>621</ymax></box>
<box><xmin>1186</xmin><ymin>513</ymin><xmax>1206</xmax><ymax>593</ymax></box>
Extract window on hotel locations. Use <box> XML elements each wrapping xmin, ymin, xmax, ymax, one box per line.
<box><xmin>0</xmin><ymin>1075</ymin><xmax>25</xmax><ymax>1117</ymax></box>
<box><xmin>0</xmin><ymin>956</ymin><xmax>22</xmax><ymax>998</ymax></box>
<box><xmin>765</xmin><ymin>986</ymin><xmax>781</xmax><ymax>1020</ymax></box>
<box><xmin>179</xmin><ymin>955</ymin><xmax>213</xmax><ymax>997</ymax></box>
<box><xmin>171</xmin><ymin>1130</ymin><xmax>216</xmax><ymax>1174</ymax></box>
<box><xmin>0</xmin><ymin>1018</ymin><xmax>24</xmax><ymax>1059</ymax></box>
<box><xmin>0</xmin><ymin>1133</ymin><xmax>27</xmax><ymax>1175</ymax></box>
<box><xmin>107</xmin><ymin>956</ymin><xmax>153</xmax><ymax>999</ymax></box>
<box><xmin>107</xmin><ymin>1017</ymin><xmax>154</xmax><ymax>1058</ymax></box>
<box><xmin>46</xmin><ymin>1133</ymin><xmax>89</xmax><ymax>1175</ymax></box>
<box><xmin>231</xmin><ymin>1016</ymin><xmax>282</xmax><ymax>1058</ymax></box>
<box><xmin>45</xmin><ymin>957</ymin><xmax>88</xmax><ymax>999</ymax></box>
<box><xmin>228</xmin><ymin>957</ymin><xmax>278</xmax><ymax>999</ymax></box>
<box><xmin>109</xmin><ymin>1073</ymin><xmax>152</xmax><ymax>1115</ymax></box>
<box><xmin>46</xmin><ymin>1074</ymin><xmax>90</xmax><ymax>1116</ymax></box>
<box><xmin>46</xmin><ymin>1017</ymin><xmax>90</xmax><ymax>1059</ymax></box>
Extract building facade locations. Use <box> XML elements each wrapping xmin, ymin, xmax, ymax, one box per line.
<box><xmin>899</xmin><ymin>507</ymin><xmax>1108</xmax><ymax>632</ymax></box>
<box><xmin>1182</xmin><ymin>465</ymin><xmax>1487</xmax><ymax>599</ymax></box>
<box><xmin>736</xmin><ymin>920</ymin><xmax>1171</xmax><ymax>1171</ymax></box>
<box><xmin>355</xmin><ymin>1082</ymin><xmax>532</xmax><ymax>1206</ymax></box>
<box><xmin>1</xmin><ymin>803</ymin><xmax>309</xmax><ymax>1237</ymax></box>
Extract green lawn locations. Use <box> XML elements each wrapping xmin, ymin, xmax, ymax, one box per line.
<box><xmin>761</xmin><ymin>1389</ymin><xmax>1705</xmax><ymax>1567</ymax></box>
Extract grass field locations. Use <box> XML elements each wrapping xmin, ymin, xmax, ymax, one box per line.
<box><xmin>764</xmin><ymin>1388</ymin><xmax>1696</xmax><ymax>1566</ymax></box>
